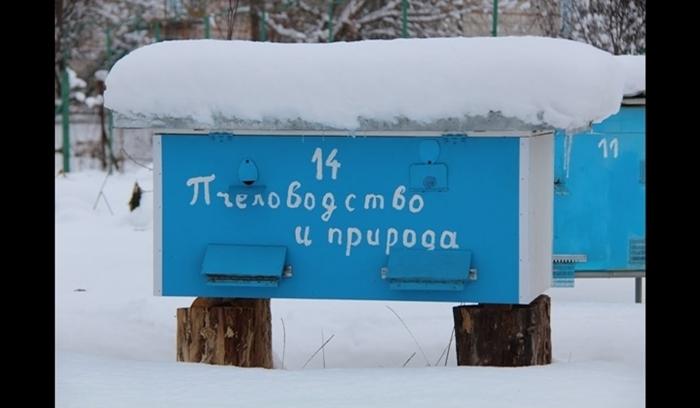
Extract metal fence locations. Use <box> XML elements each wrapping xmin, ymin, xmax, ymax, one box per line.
<box><xmin>55</xmin><ymin>112</ymin><xmax>154</xmax><ymax>173</ymax></box>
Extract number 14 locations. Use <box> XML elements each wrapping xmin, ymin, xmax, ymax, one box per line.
<box><xmin>311</xmin><ymin>147</ymin><xmax>341</xmax><ymax>180</ymax></box>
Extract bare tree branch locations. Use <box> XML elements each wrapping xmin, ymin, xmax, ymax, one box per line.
<box><xmin>566</xmin><ymin>0</ymin><xmax>645</xmax><ymax>55</ymax></box>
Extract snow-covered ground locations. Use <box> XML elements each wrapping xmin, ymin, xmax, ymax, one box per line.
<box><xmin>56</xmin><ymin>165</ymin><xmax>644</xmax><ymax>408</ymax></box>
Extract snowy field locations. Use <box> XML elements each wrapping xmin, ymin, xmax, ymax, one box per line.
<box><xmin>55</xmin><ymin>164</ymin><xmax>645</xmax><ymax>408</ymax></box>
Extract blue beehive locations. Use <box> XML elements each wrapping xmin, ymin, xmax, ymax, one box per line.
<box><xmin>552</xmin><ymin>95</ymin><xmax>645</xmax><ymax>287</ymax></box>
<box><xmin>150</xmin><ymin>130</ymin><xmax>553</xmax><ymax>304</ymax></box>
<box><xmin>105</xmin><ymin>38</ymin><xmax>627</xmax><ymax>304</ymax></box>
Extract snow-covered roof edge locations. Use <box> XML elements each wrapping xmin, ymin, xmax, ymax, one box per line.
<box><xmin>616</xmin><ymin>55</ymin><xmax>645</xmax><ymax>97</ymax></box>
<box><xmin>106</xmin><ymin>37</ymin><xmax>625</xmax><ymax>133</ymax></box>
<box><xmin>113</xmin><ymin>111</ymin><xmax>570</xmax><ymax>134</ymax></box>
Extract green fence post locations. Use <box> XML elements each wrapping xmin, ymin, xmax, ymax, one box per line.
<box><xmin>61</xmin><ymin>64</ymin><xmax>71</xmax><ymax>173</ymax></box>
<box><xmin>105</xmin><ymin>28</ymin><xmax>114</xmax><ymax>173</ymax></box>
<box><xmin>105</xmin><ymin>28</ymin><xmax>112</xmax><ymax>67</ymax></box>
<box><xmin>402</xmin><ymin>0</ymin><xmax>408</xmax><ymax>38</ymax></box>
<box><xmin>204</xmin><ymin>15</ymin><xmax>211</xmax><ymax>39</ymax></box>
<box><xmin>108</xmin><ymin>112</ymin><xmax>114</xmax><ymax>172</ymax></box>
<box><xmin>492</xmin><ymin>0</ymin><xmax>498</xmax><ymax>37</ymax></box>
<box><xmin>155</xmin><ymin>20</ymin><xmax>161</xmax><ymax>42</ymax></box>
<box><xmin>327</xmin><ymin>0</ymin><xmax>335</xmax><ymax>43</ymax></box>
<box><xmin>260</xmin><ymin>9</ymin><xmax>268</xmax><ymax>41</ymax></box>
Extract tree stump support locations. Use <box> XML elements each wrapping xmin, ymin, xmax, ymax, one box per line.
<box><xmin>177</xmin><ymin>297</ymin><xmax>272</xmax><ymax>368</ymax></box>
<box><xmin>452</xmin><ymin>294</ymin><xmax>551</xmax><ymax>367</ymax></box>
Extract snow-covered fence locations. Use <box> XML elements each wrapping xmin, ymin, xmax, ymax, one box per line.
<box><xmin>55</xmin><ymin>112</ymin><xmax>153</xmax><ymax>173</ymax></box>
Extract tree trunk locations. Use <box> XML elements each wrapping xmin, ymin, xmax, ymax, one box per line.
<box><xmin>96</xmin><ymin>79</ymin><xmax>120</xmax><ymax>172</ymax></box>
<box><xmin>177</xmin><ymin>297</ymin><xmax>272</xmax><ymax>368</ymax></box>
<box><xmin>97</xmin><ymin>89</ymin><xmax>108</xmax><ymax>170</ymax></box>
<box><xmin>452</xmin><ymin>294</ymin><xmax>551</xmax><ymax>367</ymax></box>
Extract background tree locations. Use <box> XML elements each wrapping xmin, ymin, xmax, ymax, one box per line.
<box><xmin>55</xmin><ymin>0</ymin><xmax>165</xmax><ymax>100</ymax></box>
<box><xmin>261</xmin><ymin>0</ymin><xmax>469</xmax><ymax>43</ymax></box>
<box><xmin>564</xmin><ymin>0</ymin><xmax>645</xmax><ymax>54</ymax></box>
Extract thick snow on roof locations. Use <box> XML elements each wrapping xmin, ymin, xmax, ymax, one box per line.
<box><xmin>105</xmin><ymin>37</ymin><xmax>625</xmax><ymax>132</ymax></box>
<box><xmin>616</xmin><ymin>55</ymin><xmax>645</xmax><ymax>96</ymax></box>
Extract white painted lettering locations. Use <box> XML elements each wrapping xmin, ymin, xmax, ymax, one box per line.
<box><xmin>421</xmin><ymin>230</ymin><xmax>436</xmax><ymax>251</ymax></box>
<box><xmin>303</xmin><ymin>192</ymin><xmax>316</xmax><ymax>210</ymax></box>
<box><xmin>216</xmin><ymin>192</ymin><xmax>233</xmax><ymax>208</ymax></box>
<box><xmin>598</xmin><ymin>137</ymin><xmax>620</xmax><ymax>159</ymax></box>
<box><xmin>392</xmin><ymin>185</ymin><xmax>406</xmax><ymax>210</ymax></box>
<box><xmin>311</xmin><ymin>147</ymin><xmax>342</xmax><ymax>180</ymax></box>
<box><xmin>367</xmin><ymin>229</ymin><xmax>380</xmax><ymax>246</ymax></box>
<box><xmin>440</xmin><ymin>231</ymin><xmax>460</xmax><ymax>249</ymax></box>
<box><xmin>252</xmin><ymin>194</ymin><xmax>265</xmax><ymax>207</ymax></box>
<box><xmin>186</xmin><ymin>174</ymin><xmax>215</xmax><ymax>206</ymax></box>
<box><xmin>294</xmin><ymin>226</ymin><xmax>312</xmax><ymax>246</ymax></box>
<box><xmin>235</xmin><ymin>194</ymin><xmax>248</xmax><ymax>209</ymax></box>
<box><xmin>403</xmin><ymin>229</ymin><xmax>417</xmax><ymax>248</ymax></box>
<box><xmin>408</xmin><ymin>195</ymin><xmax>424</xmax><ymax>213</ymax></box>
<box><xmin>287</xmin><ymin>181</ymin><xmax>302</xmax><ymax>208</ymax></box>
<box><xmin>321</xmin><ymin>193</ymin><xmax>337</xmax><ymax>222</ymax></box>
<box><xmin>385</xmin><ymin>227</ymin><xmax>399</xmax><ymax>255</ymax></box>
<box><xmin>345</xmin><ymin>193</ymin><xmax>357</xmax><ymax>212</ymax></box>
<box><xmin>311</xmin><ymin>147</ymin><xmax>323</xmax><ymax>180</ymax></box>
<box><xmin>268</xmin><ymin>192</ymin><xmax>281</xmax><ymax>209</ymax></box>
<box><xmin>364</xmin><ymin>193</ymin><xmax>385</xmax><ymax>210</ymax></box>
<box><xmin>346</xmin><ymin>227</ymin><xmax>362</xmax><ymax>256</ymax></box>
<box><xmin>328</xmin><ymin>228</ymin><xmax>343</xmax><ymax>245</ymax></box>
<box><xmin>325</xmin><ymin>148</ymin><xmax>341</xmax><ymax>180</ymax></box>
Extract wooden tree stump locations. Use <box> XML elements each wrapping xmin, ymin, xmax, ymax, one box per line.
<box><xmin>452</xmin><ymin>294</ymin><xmax>551</xmax><ymax>367</ymax></box>
<box><xmin>177</xmin><ymin>297</ymin><xmax>272</xmax><ymax>368</ymax></box>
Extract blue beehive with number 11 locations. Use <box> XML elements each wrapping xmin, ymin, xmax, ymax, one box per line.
<box><xmin>552</xmin><ymin>97</ymin><xmax>645</xmax><ymax>286</ymax></box>
<box><xmin>552</xmin><ymin>55</ymin><xmax>645</xmax><ymax>287</ymax></box>
<box><xmin>104</xmin><ymin>37</ymin><xmax>628</xmax><ymax>304</ymax></box>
